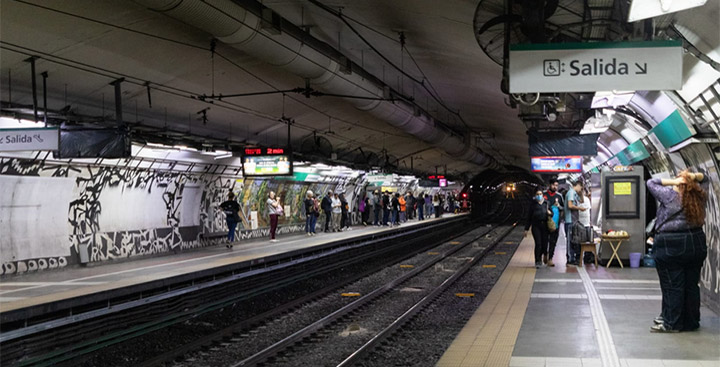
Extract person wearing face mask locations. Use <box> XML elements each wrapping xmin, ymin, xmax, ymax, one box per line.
<box><xmin>544</xmin><ymin>178</ymin><xmax>565</xmax><ymax>266</ymax></box>
<box><xmin>525</xmin><ymin>189</ymin><xmax>553</xmax><ymax>269</ymax></box>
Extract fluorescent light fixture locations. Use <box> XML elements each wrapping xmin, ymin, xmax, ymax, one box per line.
<box><xmin>591</xmin><ymin>91</ymin><xmax>635</xmax><ymax>108</ymax></box>
<box><xmin>255</xmin><ymin>123</ymin><xmax>286</xmax><ymax>136</ymax></box>
<box><xmin>668</xmin><ymin>137</ymin><xmax>719</xmax><ymax>153</ymax></box>
<box><xmin>0</xmin><ymin>117</ymin><xmax>45</xmax><ymax>128</ymax></box>
<box><xmin>579</xmin><ymin>112</ymin><xmax>614</xmax><ymax>135</ymax></box>
<box><xmin>627</xmin><ymin>0</ymin><xmax>707</xmax><ymax>22</ymax></box>
<box><xmin>214</xmin><ymin>153</ymin><xmax>233</xmax><ymax>160</ymax></box>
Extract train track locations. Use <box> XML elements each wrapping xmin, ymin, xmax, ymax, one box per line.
<box><xmin>2</xmin><ymin>216</ymin><xmax>482</xmax><ymax>367</ymax></box>
<box><xmin>157</xmin><ymin>223</ymin><xmax>516</xmax><ymax>367</ymax></box>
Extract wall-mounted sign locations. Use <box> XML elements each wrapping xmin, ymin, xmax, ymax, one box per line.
<box><xmin>0</xmin><ymin>127</ymin><xmax>59</xmax><ymax>152</ymax></box>
<box><xmin>613</xmin><ymin>182</ymin><xmax>632</xmax><ymax>195</ymax></box>
<box><xmin>242</xmin><ymin>147</ymin><xmax>292</xmax><ymax>176</ymax></box>
<box><xmin>531</xmin><ymin>156</ymin><xmax>583</xmax><ymax>173</ymax></box>
<box><xmin>509</xmin><ymin>41</ymin><xmax>682</xmax><ymax>93</ymax></box>
<box><xmin>439</xmin><ymin>178</ymin><xmax>448</xmax><ymax>187</ymax></box>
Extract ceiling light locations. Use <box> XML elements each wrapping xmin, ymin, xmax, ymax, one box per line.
<box><xmin>214</xmin><ymin>153</ymin><xmax>233</xmax><ymax>160</ymax></box>
<box><xmin>0</xmin><ymin>117</ymin><xmax>45</xmax><ymax>128</ymax></box>
<box><xmin>627</xmin><ymin>0</ymin><xmax>707</xmax><ymax>22</ymax></box>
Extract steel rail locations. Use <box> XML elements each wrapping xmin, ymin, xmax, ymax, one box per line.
<box><xmin>231</xmin><ymin>223</ymin><xmax>507</xmax><ymax>367</ymax></box>
<box><xmin>8</xmin><ymin>217</ymin><xmax>470</xmax><ymax>367</ymax></box>
<box><xmin>134</xmin><ymin>220</ymin><xmax>478</xmax><ymax>367</ymax></box>
<box><xmin>336</xmin><ymin>223</ymin><xmax>518</xmax><ymax>367</ymax></box>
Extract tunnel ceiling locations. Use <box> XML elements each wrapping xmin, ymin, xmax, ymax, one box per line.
<box><xmin>0</xmin><ymin>0</ymin><xmax>527</xmax><ymax>177</ymax></box>
<box><xmin>1</xmin><ymin>0</ymin><xmax>717</xmax><ymax>178</ymax></box>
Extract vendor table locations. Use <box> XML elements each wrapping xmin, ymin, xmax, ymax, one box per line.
<box><xmin>601</xmin><ymin>235</ymin><xmax>630</xmax><ymax>268</ymax></box>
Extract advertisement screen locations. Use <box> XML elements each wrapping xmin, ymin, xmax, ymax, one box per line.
<box><xmin>242</xmin><ymin>154</ymin><xmax>292</xmax><ymax>176</ymax></box>
<box><xmin>531</xmin><ymin>156</ymin><xmax>583</xmax><ymax>173</ymax></box>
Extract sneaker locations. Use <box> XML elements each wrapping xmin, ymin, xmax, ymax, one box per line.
<box><xmin>229</xmin><ymin>244</ymin><xmax>233</xmax><ymax>249</ymax></box>
<box><xmin>270</xmin><ymin>239</ymin><xmax>279</xmax><ymax>243</ymax></box>
<box><xmin>547</xmin><ymin>259</ymin><xmax>555</xmax><ymax>267</ymax></box>
<box><xmin>535</xmin><ymin>261</ymin><xmax>542</xmax><ymax>269</ymax></box>
<box><xmin>650</xmin><ymin>324</ymin><xmax>678</xmax><ymax>333</ymax></box>
<box><xmin>653</xmin><ymin>316</ymin><xmax>664</xmax><ymax>325</ymax></box>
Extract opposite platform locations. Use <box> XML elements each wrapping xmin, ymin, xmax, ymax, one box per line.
<box><xmin>0</xmin><ymin>213</ymin><xmax>464</xmax><ymax>320</ymax></box>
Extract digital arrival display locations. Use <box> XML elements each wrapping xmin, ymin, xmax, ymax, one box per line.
<box><xmin>531</xmin><ymin>156</ymin><xmax>583</xmax><ymax>173</ymax></box>
<box><xmin>242</xmin><ymin>147</ymin><xmax>293</xmax><ymax>177</ymax></box>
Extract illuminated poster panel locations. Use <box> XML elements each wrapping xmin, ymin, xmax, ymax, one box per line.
<box><xmin>242</xmin><ymin>148</ymin><xmax>293</xmax><ymax>176</ymax></box>
<box><xmin>531</xmin><ymin>156</ymin><xmax>583</xmax><ymax>173</ymax></box>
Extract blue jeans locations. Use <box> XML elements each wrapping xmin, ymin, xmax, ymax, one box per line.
<box><xmin>654</xmin><ymin>228</ymin><xmax>707</xmax><ymax>330</ymax></box>
<box><xmin>418</xmin><ymin>205</ymin><xmax>424</xmax><ymax>220</ymax></box>
<box><xmin>373</xmin><ymin>206</ymin><xmax>380</xmax><ymax>225</ymax></box>
<box><xmin>383</xmin><ymin>209</ymin><xmax>390</xmax><ymax>225</ymax></box>
<box><xmin>306</xmin><ymin>214</ymin><xmax>317</xmax><ymax>233</ymax></box>
<box><xmin>392</xmin><ymin>209</ymin><xmax>399</xmax><ymax>224</ymax></box>
<box><xmin>565</xmin><ymin>223</ymin><xmax>576</xmax><ymax>262</ymax></box>
<box><xmin>226</xmin><ymin>218</ymin><xmax>238</xmax><ymax>242</ymax></box>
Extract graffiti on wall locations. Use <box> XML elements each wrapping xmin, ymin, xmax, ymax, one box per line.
<box><xmin>1</xmin><ymin>156</ymin><xmax>366</xmax><ymax>275</ymax></box>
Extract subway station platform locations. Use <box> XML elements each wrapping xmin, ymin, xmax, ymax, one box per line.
<box><xmin>0</xmin><ymin>214</ymin><xmax>464</xmax><ymax>321</ymax></box>
<box><xmin>438</xmin><ymin>232</ymin><xmax>720</xmax><ymax>367</ymax></box>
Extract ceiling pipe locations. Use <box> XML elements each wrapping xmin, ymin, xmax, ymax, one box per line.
<box><xmin>132</xmin><ymin>0</ymin><xmax>501</xmax><ymax>170</ymax></box>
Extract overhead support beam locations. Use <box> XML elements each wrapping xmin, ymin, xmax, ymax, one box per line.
<box><xmin>41</xmin><ymin>71</ymin><xmax>48</xmax><ymax>126</ymax></box>
<box><xmin>109</xmin><ymin>78</ymin><xmax>125</xmax><ymax>129</ymax></box>
<box><xmin>24</xmin><ymin>56</ymin><xmax>39</xmax><ymax>122</ymax></box>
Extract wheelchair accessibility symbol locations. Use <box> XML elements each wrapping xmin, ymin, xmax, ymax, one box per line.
<box><xmin>543</xmin><ymin>59</ymin><xmax>561</xmax><ymax>76</ymax></box>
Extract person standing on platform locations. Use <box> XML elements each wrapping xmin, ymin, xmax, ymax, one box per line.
<box><xmin>564</xmin><ymin>181</ymin><xmax>586</xmax><ymax>266</ymax></box>
<box><xmin>321</xmin><ymin>191</ymin><xmax>333</xmax><ymax>233</ymax></box>
<box><xmin>331</xmin><ymin>192</ymin><xmax>342</xmax><ymax>232</ymax></box>
<box><xmin>304</xmin><ymin>190</ymin><xmax>318</xmax><ymax>236</ymax></box>
<box><xmin>372</xmin><ymin>190</ymin><xmax>381</xmax><ymax>226</ymax></box>
<box><xmin>433</xmin><ymin>194</ymin><xmax>441</xmax><ymax>218</ymax></box>
<box><xmin>408</xmin><ymin>192</ymin><xmax>416</xmax><ymax>220</ymax></box>
<box><xmin>425</xmin><ymin>193</ymin><xmax>433</xmax><ymax>218</ymax></box>
<box><xmin>647</xmin><ymin>170</ymin><xmax>708</xmax><ymax>333</ymax></box>
<box><xmin>543</xmin><ymin>178</ymin><xmax>565</xmax><ymax>266</ymax></box>
<box><xmin>339</xmin><ymin>193</ymin><xmax>349</xmax><ymax>231</ymax></box>
<box><xmin>361</xmin><ymin>195</ymin><xmax>370</xmax><ymax>226</ymax></box>
<box><xmin>382</xmin><ymin>191</ymin><xmax>391</xmax><ymax>226</ymax></box>
<box><xmin>391</xmin><ymin>193</ymin><xmax>401</xmax><ymax>225</ymax></box>
<box><xmin>220</xmin><ymin>192</ymin><xmax>240</xmax><ymax>249</ymax></box>
<box><xmin>524</xmin><ymin>189</ymin><xmax>552</xmax><ymax>268</ymax></box>
<box><xmin>267</xmin><ymin>191</ymin><xmax>281</xmax><ymax>242</ymax></box>
<box><xmin>398</xmin><ymin>193</ymin><xmax>407</xmax><ymax>223</ymax></box>
<box><xmin>417</xmin><ymin>192</ymin><xmax>425</xmax><ymax>220</ymax></box>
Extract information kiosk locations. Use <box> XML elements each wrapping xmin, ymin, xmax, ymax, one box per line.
<box><xmin>599</xmin><ymin>167</ymin><xmax>646</xmax><ymax>264</ymax></box>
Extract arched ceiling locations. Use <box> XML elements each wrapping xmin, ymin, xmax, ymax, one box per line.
<box><xmin>1</xmin><ymin>0</ymin><xmax>719</xmax><ymax>179</ymax></box>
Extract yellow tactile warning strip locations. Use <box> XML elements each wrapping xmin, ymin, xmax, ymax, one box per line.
<box><xmin>436</xmin><ymin>235</ymin><xmax>535</xmax><ymax>367</ymax></box>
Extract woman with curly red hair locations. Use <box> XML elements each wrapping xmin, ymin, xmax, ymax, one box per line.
<box><xmin>647</xmin><ymin>170</ymin><xmax>709</xmax><ymax>333</ymax></box>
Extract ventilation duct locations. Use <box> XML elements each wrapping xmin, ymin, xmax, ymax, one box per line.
<box><xmin>133</xmin><ymin>0</ymin><xmax>501</xmax><ymax>170</ymax></box>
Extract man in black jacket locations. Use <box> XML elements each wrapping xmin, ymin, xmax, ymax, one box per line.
<box><xmin>321</xmin><ymin>191</ymin><xmax>333</xmax><ymax>233</ymax></box>
<box><xmin>382</xmin><ymin>191</ymin><xmax>391</xmax><ymax>226</ymax></box>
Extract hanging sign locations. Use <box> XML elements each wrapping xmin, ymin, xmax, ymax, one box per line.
<box><xmin>509</xmin><ymin>41</ymin><xmax>682</xmax><ymax>93</ymax></box>
<box><xmin>531</xmin><ymin>156</ymin><xmax>583</xmax><ymax>173</ymax></box>
<box><xmin>0</xmin><ymin>127</ymin><xmax>59</xmax><ymax>152</ymax></box>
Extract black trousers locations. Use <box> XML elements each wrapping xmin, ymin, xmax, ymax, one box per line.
<box><xmin>654</xmin><ymin>228</ymin><xmax>707</xmax><ymax>331</ymax></box>
<box><xmin>324</xmin><ymin>211</ymin><xmax>331</xmax><ymax>231</ymax></box>
<box><xmin>531</xmin><ymin>223</ymin><xmax>549</xmax><ymax>264</ymax></box>
<box><xmin>547</xmin><ymin>225</ymin><xmax>559</xmax><ymax>260</ymax></box>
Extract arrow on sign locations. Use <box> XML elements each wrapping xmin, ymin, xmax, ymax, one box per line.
<box><xmin>635</xmin><ymin>63</ymin><xmax>647</xmax><ymax>75</ymax></box>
